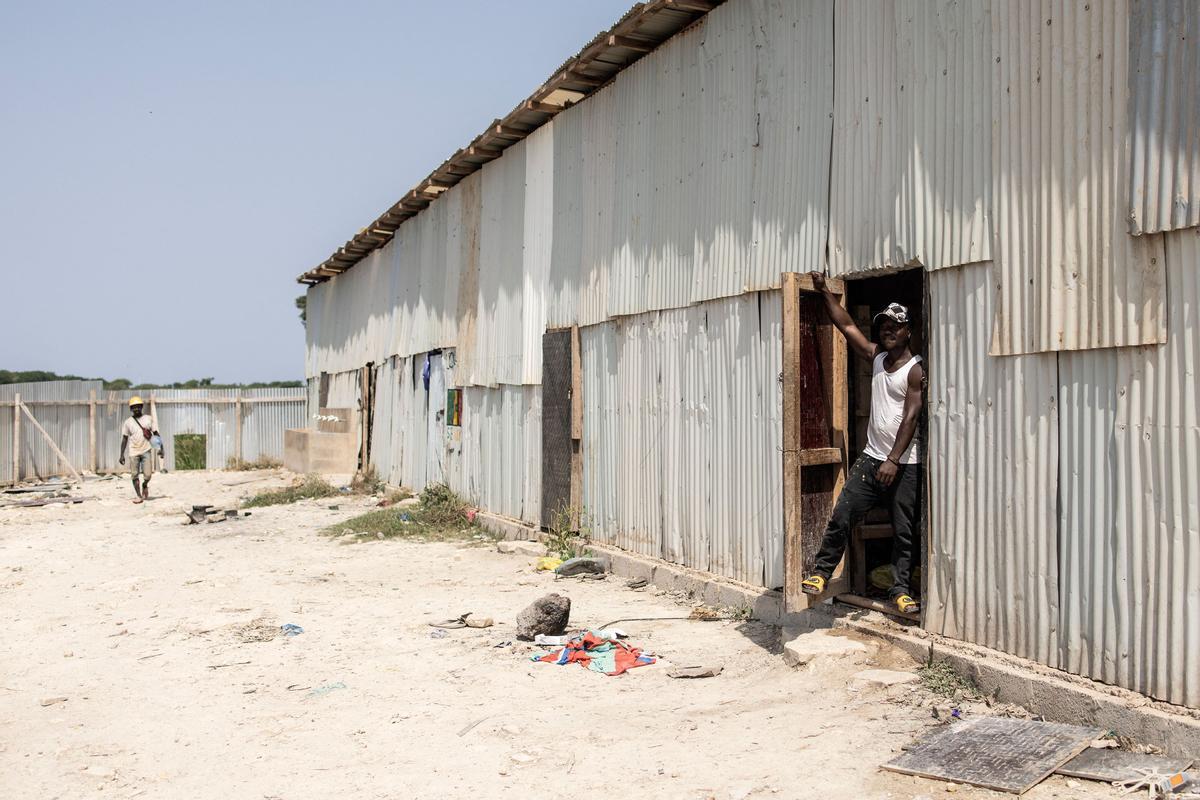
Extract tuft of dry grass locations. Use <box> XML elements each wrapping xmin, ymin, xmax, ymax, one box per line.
<box><xmin>324</xmin><ymin>483</ymin><xmax>496</xmax><ymax>545</ymax></box>
<box><xmin>243</xmin><ymin>475</ymin><xmax>340</xmax><ymax>508</ymax></box>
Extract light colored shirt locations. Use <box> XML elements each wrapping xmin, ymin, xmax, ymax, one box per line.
<box><xmin>862</xmin><ymin>353</ymin><xmax>922</xmax><ymax>465</ymax></box>
<box><xmin>122</xmin><ymin>414</ymin><xmax>157</xmax><ymax>456</ymax></box>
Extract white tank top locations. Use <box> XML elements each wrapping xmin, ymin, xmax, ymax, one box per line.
<box><xmin>862</xmin><ymin>353</ymin><xmax>922</xmax><ymax>465</ymax></box>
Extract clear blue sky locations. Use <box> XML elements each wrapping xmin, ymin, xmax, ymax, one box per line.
<box><xmin>1</xmin><ymin>1</ymin><xmax>631</xmax><ymax>384</ymax></box>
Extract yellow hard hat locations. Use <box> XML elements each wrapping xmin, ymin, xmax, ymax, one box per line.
<box><xmin>129</xmin><ymin>396</ymin><xmax>144</xmax><ymax>407</ymax></box>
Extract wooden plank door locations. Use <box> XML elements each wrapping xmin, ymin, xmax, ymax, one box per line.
<box><xmin>782</xmin><ymin>272</ymin><xmax>849</xmax><ymax>612</ymax></box>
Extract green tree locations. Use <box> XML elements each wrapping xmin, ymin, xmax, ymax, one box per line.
<box><xmin>295</xmin><ymin>295</ymin><xmax>307</xmax><ymax>327</ymax></box>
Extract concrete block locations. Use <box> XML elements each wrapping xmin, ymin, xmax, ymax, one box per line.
<box><xmin>781</xmin><ymin>627</ymin><xmax>869</xmax><ymax>668</ymax></box>
<box><xmin>851</xmin><ymin>668</ymin><xmax>919</xmax><ymax>687</ymax></box>
<box><xmin>496</xmin><ymin>540</ymin><xmax>546</xmax><ymax>557</ymax></box>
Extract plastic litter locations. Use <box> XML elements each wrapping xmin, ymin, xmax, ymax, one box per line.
<box><xmin>430</xmin><ymin>629</ymin><xmax>447</xmax><ymax>639</ymax></box>
<box><xmin>554</xmin><ymin>556</ymin><xmax>607</xmax><ymax>577</ymax></box>
<box><xmin>308</xmin><ymin>681</ymin><xmax>346</xmax><ymax>697</ymax></box>
<box><xmin>281</xmin><ymin>624</ymin><xmax>304</xmax><ymax>637</ymax></box>
<box><xmin>535</xmin><ymin>557</ymin><xmax>563</xmax><ymax>572</ymax></box>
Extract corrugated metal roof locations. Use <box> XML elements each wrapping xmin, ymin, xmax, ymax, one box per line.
<box><xmin>299</xmin><ymin>0</ymin><xmax>727</xmax><ymax>284</ymax></box>
<box><xmin>990</xmin><ymin>0</ymin><xmax>1167</xmax><ymax>355</ymax></box>
<box><xmin>925</xmin><ymin>261</ymin><xmax>1062</xmax><ymax>665</ymax></box>
<box><xmin>1128</xmin><ymin>0</ymin><xmax>1200</xmax><ymax>235</ymax></box>
<box><xmin>1057</xmin><ymin>226</ymin><xmax>1200</xmax><ymax>707</ymax></box>
<box><xmin>829</xmin><ymin>0</ymin><xmax>993</xmax><ymax>276</ymax></box>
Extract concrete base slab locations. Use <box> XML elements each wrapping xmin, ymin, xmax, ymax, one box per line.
<box><xmin>835</xmin><ymin>613</ymin><xmax>1200</xmax><ymax>759</ymax></box>
<box><xmin>781</xmin><ymin>627</ymin><xmax>869</xmax><ymax>668</ymax></box>
<box><xmin>852</xmin><ymin>668</ymin><xmax>919</xmax><ymax>687</ymax></box>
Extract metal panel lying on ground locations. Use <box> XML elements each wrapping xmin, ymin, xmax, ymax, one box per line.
<box><xmin>925</xmin><ymin>262</ymin><xmax>1061</xmax><ymax>667</ymax></box>
<box><xmin>829</xmin><ymin>0</ymin><xmax>992</xmax><ymax>276</ymax></box>
<box><xmin>990</xmin><ymin>0</ymin><xmax>1166</xmax><ymax>355</ymax></box>
<box><xmin>884</xmin><ymin>717</ymin><xmax>1103</xmax><ymax>794</ymax></box>
<box><xmin>1057</xmin><ymin>227</ymin><xmax>1200</xmax><ymax>708</ymax></box>
<box><xmin>1128</xmin><ymin>0</ymin><xmax>1200</xmax><ymax>235</ymax></box>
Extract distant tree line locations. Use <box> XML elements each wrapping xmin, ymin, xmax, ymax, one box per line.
<box><xmin>0</xmin><ymin>370</ymin><xmax>302</xmax><ymax>390</ymax></box>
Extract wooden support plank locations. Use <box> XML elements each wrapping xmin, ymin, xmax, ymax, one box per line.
<box><xmin>570</xmin><ymin>324</ymin><xmax>583</xmax><ymax>441</ymax></box>
<box><xmin>19</xmin><ymin>402</ymin><xmax>82</xmax><ymax>481</ymax></box>
<box><xmin>89</xmin><ymin>390</ymin><xmax>97</xmax><ymax>473</ymax></box>
<box><xmin>467</xmin><ymin>145</ymin><xmax>501</xmax><ymax>158</ymax></box>
<box><xmin>12</xmin><ymin>393</ymin><xmax>20</xmax><ymax>484</ymax></box>
<box><xmin>521</xmin><ymin>100</ymin><xmax>561</xmax><ymax>115</ymax></box>
<box><xmin>608</xmin><ymin>34</ymin><xmax>655</xmax><ymax>52</ymax></box>
<box><xmin>781</xmin><ymin>273</ymin><xmax>807</xmax><ymax>612</ymax></box>
<box><xmin>665</xmin><ymin>0</ymin><xmax>719</xmax><ymax>11</ymax></box>
<box><xmin>795</xmin><ymin>272</ymin><xmax>845</xmax><ymax>295</ymax></box>
<box><xmin>799</xmin><ymin>447</ymin><xmax>842</xmax><ymax>466</ymax></box>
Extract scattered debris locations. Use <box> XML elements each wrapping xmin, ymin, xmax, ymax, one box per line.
<box><xmin>883</xmin><ymin>717</ymin><xmax>1102</xmax><ymax>794</ymax></box>
<box><xmin>280</xmin><ymin>624</ymin><xmax>304</xmax><ymax>637</ymax></box>
<box><xmin>554</xmin><ymin>556</ymin><xmax>607</xmax><ymax>577</ymax></box>
<box><xmin>531</xmin><ymin>631</ymin><xmax>656</xmax><ymax>676</ymax></box>
<box><xmin>39</xmin><ymin>696</ymin><xmax>68</xmax><ymax>707</ymax></box>
<box><xmin>688</xmin><ymin>606</ymin><xmax>722</xmax><ymax>621</ymax></box>
<box><xmin>457</xmin><ymin>716</ymin><xmax>489</xmax><ymax>737</ymax></box>
<box><xmin>534</xmin><ymin>557</ymin><xmax>563</xmax><ymax>572</ymax></box>
<box><xmin>185</xmin><ymin>506</ymin><xmax>250</xmax><ymax>524</ymax></box>
<box><xmin>4</xmin><ymin>481</ymin><xmax>72</xmax><ymax>494</ymax></box>
<box><xmin>626</xmin><ymin>578</ymin><xmax>649</xmax><ymax>590</ymax></box>
<box><xmin>1056</xmin><ymin>749</ymin><xmax>1193</xmax><ymax>784</ymax></box>
<box><xmin>428</xmin><ymin>613</ymin><xmax>492</xmax><ymax>630</ymax></box>
<box><xmin>667</xmin><ymin>665</ymin><xmax>723</xmax><ymax>679</ymax></box>
<box><xmin>3</xmin><ymin>495</ymin><xmax>93</xmax><ymax>509</ymax></box>
<box><xmin>851</xmin><ymin>669</ymin><xmax>919</xmax><ymax>688</ymax></box>
<box><xmin>206</xmin><ymin>661</ymin><xmax>252</xmax><ymax>670</ymax></box>
<box><xmin>308</xmin><ymin>682</ymin><xmax>346</xmax><ymax>697</ymax></box>
<box><xmin>515</xmin><ymin>593</ymin><xmax>571</xmax><ymax>641</ymax></box>
<box><xmin>430</xmin><ymin>629</ymin><xmax>447</xmax><ymax>640</ymax></box>
<box><xmin>1116</xmin><ymin>769</ymin><xmax>1199</xmax><ymax>797</ymax></box>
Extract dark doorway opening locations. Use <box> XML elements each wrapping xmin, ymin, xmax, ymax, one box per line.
<box><xmin>838</xmin><ymin>267</ymin><xmax>927</xmax><ymax>620</ymax></box>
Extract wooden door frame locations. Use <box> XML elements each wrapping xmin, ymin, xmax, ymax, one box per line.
<box><xmin>782</xmin><ymin>272</ymin><xmax>850</xmax><ymax>612</ymax></box>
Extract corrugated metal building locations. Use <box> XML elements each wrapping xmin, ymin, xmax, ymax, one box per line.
<box><xmin>299</xmin><ymin>0</ymin><xmax>1199</xmax><ymax>709</ymax></box>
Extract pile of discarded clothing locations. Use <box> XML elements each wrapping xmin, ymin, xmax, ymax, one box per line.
<box><xmin>532</xmin><ymin>631</ymin><xmax>655</xmax><ymax>676</ymax></box>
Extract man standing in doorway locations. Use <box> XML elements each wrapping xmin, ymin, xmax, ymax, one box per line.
<box><xmin>801</xmin><ymin>273</ymin><xmax>924</xmax><ymax>615</ymax></box>
<box><xmin>119</xmin><ymin>396</ymin><xmax>164</xmax><ymax>504</ymax></box>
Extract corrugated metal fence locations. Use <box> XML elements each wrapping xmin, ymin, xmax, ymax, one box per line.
<box><xmin>1</xmin><ymin>381</ymin><xmax>305</xmax><ymax>482</ymax></box>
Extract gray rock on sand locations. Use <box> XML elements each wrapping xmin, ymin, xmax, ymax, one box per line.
<box><xmin>515</xmin><ymin>593</ymin><xmax>571</xmax><ymax>641</ymax></box>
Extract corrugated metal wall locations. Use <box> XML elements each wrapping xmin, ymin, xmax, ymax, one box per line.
<box><xmin>302</xmin><ymin>0</ymin><xmax>1200</xmax><ymax>707</ymax></box>
<box><xmin>925</xmin><ymin>262</ymin><xmax>1061</xmax><ymax>666</ymax></box>
<box><xmin>1057</xmin><ymin>227</ymin><xmax>1200</xmax><ymax>708</ymax></box>
<box><xmin>1</xmin><ymin>381</ymin><xmax>304</xmax><ymax>481</ymax></box>
<box><xmin>581</xmin><ymin>291</ymin><xmax>784</xmax><ymax>588</ymax></box>
<box><xmin>1128</xmin><ymin>0</ymin><xmax>1199</xmax><ymax>235</ymax></box>
<box><xmin>990</xmin><ymin>0</ymin><xmax>1167</xmax><ymax>355</ymax></box>
<box><xmin>829</xmin><ymin>0</ymin><xmax>993</xmax><ymax>275</ymax></box>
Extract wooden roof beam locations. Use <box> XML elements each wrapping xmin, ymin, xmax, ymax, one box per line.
<box><xmin>608</xmin><ymin>34</ymin><xmax>655</xmax><ymax>52</ymax></box>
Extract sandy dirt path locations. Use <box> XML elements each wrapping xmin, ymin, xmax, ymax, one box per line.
<box><xmin>0</xmin><ymin>470</ymin><xmax>1120</xmax><ymax>800</ymax></box>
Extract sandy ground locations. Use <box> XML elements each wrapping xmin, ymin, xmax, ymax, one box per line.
<box><xmin>0</xmin><ymin>469</ymin><xmax>1125</xmax><ymax>800</ymax></box>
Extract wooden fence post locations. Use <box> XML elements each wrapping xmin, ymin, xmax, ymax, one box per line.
<box><xmin>89</xmin><ymin>390</ymin><xmax>97</xmax><ymax>473</ymax></box>
<box><xmin>235</xmin><ymin>395</ymin><xmax>243</xmax><ymax>466</ymax></box>
<box><xmin>12</xmin><ymin>392</ymin><xmax>20</xmax><ymax>484</ymax></box>
<box><xmin>19</xmin><ymin>402</ymin><xmax>82</xmax><ymax>481</ymax></box>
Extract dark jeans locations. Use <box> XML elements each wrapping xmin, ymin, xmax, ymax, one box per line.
<box><xmin>812</xmin><ymin>455</ymin><xmax>922</xmax><ymax>598</ymax></box>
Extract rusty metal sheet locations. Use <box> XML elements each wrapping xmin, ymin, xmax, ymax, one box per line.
<box><xmin>884</xmin><ymin>717</ymin><xmax>1102</xmax><ymax>794</ymax></box>
<box><xmin>1057</xmin><ymin>748</ymin><xmax>1193</xmax><ymax>783</ymax></box>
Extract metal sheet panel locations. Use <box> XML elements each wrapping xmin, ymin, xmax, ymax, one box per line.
<box><xmin>1128</xmin><ymin>0</ymin><xmax>1200</xmax><ymax>235</ymax></box>
<box><xmin>1057</xmin><ymin>226</ymin><xmax>1200</xmax><ymax>707</ymax></box>
<box><xmin>829</xmin><ymin>0</ymin><xmax>992</xmax><ymax>276</ymax></box>
<box><xmin>577</xmin><ymin>84</ymin><xmax>616</xmax><ymax>328</ymax></box>
<box><xmin>455</xmin><ymin>172</ymin><xmax>484</xmax><ymax>386</ymax></box>
<box><xmin>474</xmin><ymin>140</ymin><xmax>527</xmax><ymax>386</ymax></box>
<box><xmin>548</xmin><ymin>105</ymin><xmax>583</xmax><ymax>329</ymax></box>
<box><xmin>523</xmin><ymin>124</ymin><xmax>554</xmax><ymax>384</ymax></box>
<box><xmin>925</xmin><ymin>261</ymin><xmax>1062</xmax><ymax>666</ymax></box>
<box><xmin>305</xmin><ymin>242</ymin><xmax>399</xmax><ymax>378</ymax></box>
<box><xmin>750</xmin><ymin>0</ymin><xmax>834</xmax><ymax>281</ymax></box>
<box><xmin>0</xmin><ymin>380</ymin><xmax>101</xmax><ymax>482</ymax></box>
<box><xmin>452</xmin><ymin>384</ymin><xmax>540</xmax><ymax>524</ymax></box>
<box><xmin>581</xmin><ymin>291</ymin><xmax>784</xmax><ymax>588</ymax></box>
<box><xmin>990</xmin><ymin>0</ymin><xmax>1166</xmax><ymax>355</ymax></box>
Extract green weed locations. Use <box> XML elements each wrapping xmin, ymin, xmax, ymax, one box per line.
<box><xmin>243</xmin><ymin>474</ymin><xmax>340</xmax><ymax>508</ymax></box>
<box><xmin>918</xmin><ymin>659</ymin><xmax>979</xmax><ymax>699</ymax></box>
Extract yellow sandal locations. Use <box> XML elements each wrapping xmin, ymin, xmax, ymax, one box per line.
<box><xmin>801</xmin><ymin>575</ymin><xmax>827</xmax><ymax>595</ymax></box>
